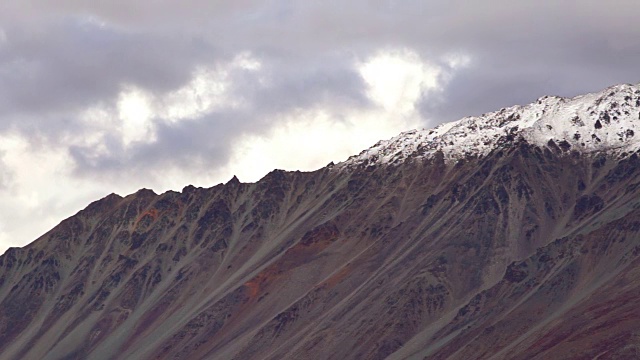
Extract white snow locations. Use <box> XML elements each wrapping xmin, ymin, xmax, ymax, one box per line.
<box><xmin>340</xmin><ymin>83</ymin><xmax>640</xmax><ymax>168</ymax></box>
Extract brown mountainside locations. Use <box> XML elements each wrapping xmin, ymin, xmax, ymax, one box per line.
<box><xmin>2</xmin><ymin>139</ymin><xmax>640</xmax><ymax>359</ymax></box>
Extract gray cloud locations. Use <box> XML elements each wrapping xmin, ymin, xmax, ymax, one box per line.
<box><xmin>69</xmin><ymin>112</ymin><xmax>238</xmax><ymax>177</ymax></box>
<box><xmin>0</xmin><ymin>19</ymin><xmax>216</xmax><ymax>119</ymax></box>
<box><xmin>228</xmin><ymin>53</ymin><xmax>371</xmax><ymax>114</ymax></box>
<box><xmin>0</xmin><ymin>0</ymin><xmax>638</xmax><ymax>179</ymax></box>
<box><xmin>68</xmin><ymin>54</ymin><xmax>371</xmax><ymax>180</ymax></box>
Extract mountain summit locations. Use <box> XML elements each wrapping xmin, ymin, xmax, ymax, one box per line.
<box><xmin>344</xmin><ymin>83</ymin><xmax>640</xmax><ymax>167</ymax></box>
<box><xmin>2</xmin><ymin>83</ymin><xmax>640</xmax><ymax>359</ymax></box>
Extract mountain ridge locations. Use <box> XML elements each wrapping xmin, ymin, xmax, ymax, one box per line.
<box><xmin>342</xmin><ymin>82</ymin><xmax>640</xmax><ymax>168</ymax></box>
<box><xmin>2</xmin><ymin>83</ymin><xmax>640</xmax><ymax>359</ymax></box>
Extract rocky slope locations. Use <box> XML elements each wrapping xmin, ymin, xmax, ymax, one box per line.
<box><xmin>2</xmin><ymin>84</ymin><xmax>640</xmax><ymax>359</ymax></box>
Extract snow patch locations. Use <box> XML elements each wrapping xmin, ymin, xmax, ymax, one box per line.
<box><xmin>340</xmin><ymin>83</ymin><xmax>640</xmax><ymax>168</ymax></box>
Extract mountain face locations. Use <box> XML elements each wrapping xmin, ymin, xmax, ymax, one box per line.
<box><xmin>2</xmin><ymin>84</ymin><xmax>640</xmax><ymax>359</ymax></box>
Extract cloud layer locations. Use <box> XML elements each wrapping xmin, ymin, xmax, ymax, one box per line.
<box><xmin>0</xmin><ymin>1</ymin><xmax>638</xmax><ymax>252</ymax></box>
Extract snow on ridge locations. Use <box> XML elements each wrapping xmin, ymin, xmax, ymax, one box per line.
<box><xmin>340</xmin><ymin>83</ymin><xmax>640</xmax><ymax>167</ymax></box>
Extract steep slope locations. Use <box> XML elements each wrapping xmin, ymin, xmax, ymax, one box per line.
<box><xmin>1</xmin><ymin>83</ymin><xmax>640</xmax><ymax>359</ymax></box>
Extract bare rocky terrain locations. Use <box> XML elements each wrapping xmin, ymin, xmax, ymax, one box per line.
<box><xmin>2</xmin><ymin>84</ymin><xmax>640</xmax><ymax>359</ymax></box>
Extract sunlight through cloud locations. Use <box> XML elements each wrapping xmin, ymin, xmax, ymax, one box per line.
<box><xmin>359</xmin><ymin>49</ymin><xmax>440</xmax><ymax>114</ymax></box>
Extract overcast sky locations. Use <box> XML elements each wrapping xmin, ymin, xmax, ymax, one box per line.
<box><xmin>0</xmin><ymin>1</ymin><xmax>639</xmax><ymax>253</ymax></box>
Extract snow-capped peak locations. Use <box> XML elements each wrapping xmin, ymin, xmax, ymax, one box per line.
<box><xmin>341</xmin><ymin>83</ymin><xmax>640</xmax><ymax>167</ymax></box>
